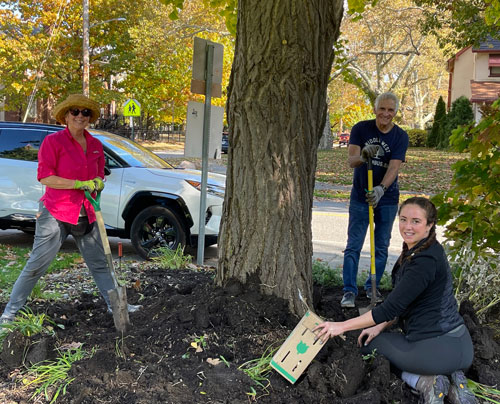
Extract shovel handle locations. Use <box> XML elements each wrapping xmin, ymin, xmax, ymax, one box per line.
<box><xmin>84</xmin><ymin>190</ymin><xmax>119</xmax><ymax>288</ymax></box>
<box><xmin>367</xmin><ymin>158</ymin><xmax>377</xmax><ymax>305</ymax></box>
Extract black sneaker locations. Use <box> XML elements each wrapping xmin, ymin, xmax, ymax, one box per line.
<box><xmin>340</xmin><ymin>292</ymin><xmax>356</xmax><ymax>308</ymax></box>
<box><xmin>366</xmin><ymin>288</ymin><xmax>384</xmax><ymax>303</ymax></box>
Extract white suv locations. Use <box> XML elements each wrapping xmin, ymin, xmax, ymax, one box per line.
<box><xmin>0</xmin><ymin>122</ymin><xmax>225</xmax><ymax>259</ymax></box>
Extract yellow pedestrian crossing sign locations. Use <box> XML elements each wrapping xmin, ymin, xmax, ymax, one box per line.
<box><xmin>123</xmin><ymin>99</ymin><xmax>141</xmax><ymax>117</ymax></box>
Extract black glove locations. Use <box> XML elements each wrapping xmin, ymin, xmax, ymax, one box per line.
<box><xmin>366</xmin><ymin>185</ymin><xmax>385</xmax><ymax>207</ymax></box>
<box><xmin>360</xmin><ymin>145</ymin><xmax>381</xmax><ymax>163</ymax></box>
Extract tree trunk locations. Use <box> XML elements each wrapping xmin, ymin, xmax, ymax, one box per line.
<box><xmin>217</xmin><ymin>0</ymin><xmax>343</xmax><ymax>315</ymax></box>
<box><xmin>318</xmin><ymin>113</ymin><xmax>333</xmax><ymax>150</ymax></box>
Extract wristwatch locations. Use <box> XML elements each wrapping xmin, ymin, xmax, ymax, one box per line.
<box><xmin>380</xmin><ymin>184</ymin><xmax>388</xmax><ymax>192</ymax></box>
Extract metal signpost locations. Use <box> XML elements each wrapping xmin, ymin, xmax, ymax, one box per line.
<box><xmin>190</xmin><ymin>37</ymin><xmax>223</xmax><ymax>265</ymax></box>
<box><xmin>123</xmin><ymin>99</ymin><xmax>141</xmax><ymax>141</ymax></box>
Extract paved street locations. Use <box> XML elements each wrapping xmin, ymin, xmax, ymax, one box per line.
<box><xmin>0</xmin><ymin>198</ymin><xmax>444</xmax><ymax>275</ymax></box>
<box><xmin>0</xmin><ymin>151</ymin><xmax>444</xmax><ymax>273</ymax></box>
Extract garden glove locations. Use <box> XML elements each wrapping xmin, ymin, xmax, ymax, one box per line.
<box><xmin>360</xmin><ymin>145</ymin><xmax>381</xmax><ymax>163</ymax></box>
<box><xmin>93</xmin><ymin>177</ymin><xmax>105</xmax><ymax>192</ymax></box>
<box><xmin>74</xmin><ymin>180</ymin><xmax>96</xmax><ymax>193</ymax></box>
<box><xmin>366</xmin><ymin>185</ymin><xmax>384</xmax><ymax>207</ymax></box>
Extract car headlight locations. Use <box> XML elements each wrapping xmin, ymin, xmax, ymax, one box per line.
<box><xmin>186</xmin><ymin>180</ymin><xmax>225</xmax><ymax>199</ymax></box>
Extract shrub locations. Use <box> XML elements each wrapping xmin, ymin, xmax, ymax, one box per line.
<box><xmin>439</xmin><ymin>96</ymin><xmax>474</xmax><ymax>149</ymax></box>
<box><xmin>432</xmin><ymin>98</ymin><xmax>500</xmax><ymax>318</ymax></box>
<box><xmin>406</xmin><ymin>129</ymin><xmax>428</xmax><ymax>147</ymax></box>
<box><xmin>428</xmin><ymin>96</ymin><xmax>446</xmax><ymax>148</ymax></box>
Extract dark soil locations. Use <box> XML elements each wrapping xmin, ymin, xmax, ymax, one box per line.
<box><xmin>1</xmin><ymin>266</ymin><xmax>499</xmax><ymax>404</ymax></box>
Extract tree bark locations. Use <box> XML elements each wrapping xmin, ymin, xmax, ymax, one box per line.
<box><xmin>217</xmin><ymin>0</ymin><xmax>343</xmax><ymax>314</ymax></box>
<box><xmin>318</xmin><ymin>112</ymin><xmax>333</xmax><ymax>150</ymax></box>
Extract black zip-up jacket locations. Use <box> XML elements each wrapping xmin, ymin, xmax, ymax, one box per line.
<box><xmin>372</xmin><ymin>240</ymin><xmax>463</xmax><ymax>341</ymax></box>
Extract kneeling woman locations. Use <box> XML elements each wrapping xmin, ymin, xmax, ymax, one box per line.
<box><xmin>314</xmin><ymin>197</ymin><xmax>476</xmax><ymax>404</ymax></box>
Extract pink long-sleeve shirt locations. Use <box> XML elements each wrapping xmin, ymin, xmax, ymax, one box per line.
<box><xmin>38</xmin><ymin>127</ymin><xmax>104</xmax><ymax>225</ymax></box>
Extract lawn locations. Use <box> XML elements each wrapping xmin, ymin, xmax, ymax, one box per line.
<box><xmin>316</xmin><ymin>147</ymin><xmax>465</xmax><ymax>195</ymax></box>
<box><xmin>140</xmin><ymin>139</ymin><xmax>465</xmax><ymax>197</ymax></box>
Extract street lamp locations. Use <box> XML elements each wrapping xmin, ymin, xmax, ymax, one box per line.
<box><xmin>82</xmin><ymin>0</ymin><xmax>125</xmax><ymax>96</ymax></box>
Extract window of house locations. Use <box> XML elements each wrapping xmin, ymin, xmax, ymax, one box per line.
<box><xmin>489</xmin><ymin>54</ymin><xmax>500</xmax><ymax>77</ymax></box>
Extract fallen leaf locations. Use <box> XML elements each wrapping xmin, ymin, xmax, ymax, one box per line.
<box><xmin>206</xmin><ymin>358</ymin><xmax>221</xmax><ymax>366</ymax></box>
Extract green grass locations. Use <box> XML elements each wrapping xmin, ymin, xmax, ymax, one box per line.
<box><xmin>151</xmin><ymin>244</ymin><xmax>193</xmax><ymax>269</ymax></box>
<box><xmin>0</xmin><ymin>308</ymin><xmax>61</xmax><ymax>349</ymax></box>
<box><xmin>316</xmin><ymin>147</ymin><xmax>464</xmax><ymax>196</ymax></box>
<box><xmin>0</xmin><ymin>245</ymin><xmax>82</xmax><ymax>299</ymax></box>
<box><xmin>23</xmin><ymin>345</ymin><xmax>95</xmax><ymax>404</ymax></box>
<box><xmin>312</xmin><ymin>258</ymin><xmax>392</xmax><ymax>291</ymax></box>
<box><xmin>147</xmin><ymin>145</ymin><xmax>463</xmax><ymax>198</ymax></box>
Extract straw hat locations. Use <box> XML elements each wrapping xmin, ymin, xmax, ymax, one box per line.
<box><xmin>53</xmin><ymin>94</ymin><xmax>100</xmax><ymax>124</ymax></box>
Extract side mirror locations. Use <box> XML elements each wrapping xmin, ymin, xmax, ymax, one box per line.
<box><xmin>104</xmin><ymin>166</ymin><xmax>111</xmax><ymax>176</ymax></box>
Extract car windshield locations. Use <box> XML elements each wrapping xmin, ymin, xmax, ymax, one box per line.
<box><xmin>95</xmin><ymin>133</ymin><xmax>174</xmax><ymax>169</ymax></box>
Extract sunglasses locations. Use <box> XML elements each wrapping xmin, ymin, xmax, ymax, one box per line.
<box><xmin>69</xmin><ymin>108</ymin><xmax>92</xmax><ymax>117</ymax></box>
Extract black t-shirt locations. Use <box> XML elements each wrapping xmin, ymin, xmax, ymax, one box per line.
<box><xmin>349</xmin><ymin>119</ymin><xmax>409</xmax><ymax>206</ymax></box>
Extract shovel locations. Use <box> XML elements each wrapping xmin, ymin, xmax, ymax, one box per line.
<box><xmin>85</xmin><ymin>191</ymin><xmax>130</xmax><ymax>333</ymax></box>
<box><xmin>359</xmin><ymin>157</ymin><xmax>377</xmax><ymax>316</ymax></box>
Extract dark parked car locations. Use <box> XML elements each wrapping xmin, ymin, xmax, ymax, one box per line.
<box><xmin>221</xmin><ymin>133</ymin><xmax>229</xmax><ymax>154</ymax></box>
<box><xmin>338</xmin><ymin>132</ymin><xmax>350</xmax><ymax>147</ymax></box>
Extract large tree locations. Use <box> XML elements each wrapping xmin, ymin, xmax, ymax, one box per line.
<box><xmin>414</xmin><ymin>0</ymin><xmax>500</xmax><ymax>50</ymax></box>
<box><xmin>217</xmin><ymin>1</ymin><xmax>343</xmax><ymax>313</ymax></box>
<box><xmin>330</xmin><ymin>0</ymin><xmax>448</xmax><ymax>129</ymax></box>
<box><xmin>0</xmin><ymin>0</ymin><xmax>230</xmax><ymax>123</ymax></box>
<box><xmin>159</xmin><ymin>0</ymin><xmax>344</xmax><ymax>313</ymax></box>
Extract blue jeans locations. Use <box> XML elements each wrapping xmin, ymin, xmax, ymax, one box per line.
<box><xmin>1</xmin><ymin>204</ymin><xmax>115</xmax><ymax>319</ymax></box>
<box><xmin>342</xmin><ymin>199</ymin><xmax>398</xmax><ymax>295</ymax></box>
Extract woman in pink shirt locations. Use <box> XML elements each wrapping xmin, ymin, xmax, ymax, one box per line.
<box><xmin>1</xmin><ymin>94</ymin><xmax>121</xmax><ymax>324</ymax></box>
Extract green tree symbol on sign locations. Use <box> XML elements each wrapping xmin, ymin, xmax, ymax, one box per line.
<box><xmin>296</xmin><ymin>341</ymin><xmax>309</xmax><ymax>355</ymax></box>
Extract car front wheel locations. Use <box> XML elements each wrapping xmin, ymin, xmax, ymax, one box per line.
<box><xmin>130</xmin><ymin>206</ymin><xmax>187</xmax><ymax>260</ymax></box>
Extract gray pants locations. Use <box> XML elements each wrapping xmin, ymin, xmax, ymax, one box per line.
<box><xmin>2</xmin><ymin>205</ymin><xmax>115</xmax><ymax>319</ymax></box>
<box><xmin>360</xmin><ymin>324</ymin><xmax>474</xmax><ymax>376</ymax></box>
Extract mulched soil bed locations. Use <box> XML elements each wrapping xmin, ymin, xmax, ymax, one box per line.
<box><xmin>1</xmin><ymin>265</ymin><xmax>499</xmax><ymax>403</ymax></box>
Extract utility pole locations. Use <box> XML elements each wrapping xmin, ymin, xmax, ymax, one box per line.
<box><xmin>82</xmin><ymin>0</ymin><xmax>90</xmax><ymax>96</ymax></box>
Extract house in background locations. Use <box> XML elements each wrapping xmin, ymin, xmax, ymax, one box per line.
<box><xmin>447</xmin><ymin>36</ymin><xmax>500</xmax><ymax>122</ymax></box>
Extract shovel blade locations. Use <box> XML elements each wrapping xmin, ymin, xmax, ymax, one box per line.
<box><xmin>108</xmin><ymin>286</ymin><xmax>130</xmax><ymax>334</ymax></box>
<box><xmin>358</xmin><ymin>304</ymin><xmax>375</xmax><ymax>316</ymax></box>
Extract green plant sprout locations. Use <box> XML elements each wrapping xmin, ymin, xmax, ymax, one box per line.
<box><xmin>468</xmin><ymin>379</ymin><xmax>500</xmax><ymax>403</ymax></box>
<box><xmin>151</xmin><ymin>244</ymin><xmax>193</xmax><ymax>269</ymax></box>
<box><xmin>23</xmin><ymin>345</ymin><xmax>95</xmax><ymax>404</ymax></box>
<box><xmin>246</xmin><ymin>386</ymin><xmax>257</xmax><ymax>401</ymax></box>
<box><xmin>2</xmin><ymin>307</ymin><xmax>59</xmax><ymax>338</ymax></box>
<box><xmin>219</xmin><ymin>355</ymin><xmax>230</xmax><ymax>367</ymax></box>
<box><xmin>115</xmin><ymin>335</ymin><xmax>127</xmax><ymax>359</ymax></box>
<box><xmin>362</xmin><ymin>348</ymin><xmax>377</xmax><ymax>362</ymax></box>
<box><xmin>238</xmin><ymin>344</ymin><xmax>279</xmax><ymax>393</ymax></box>
<box><xmin>189</xmin><ymin>334</ymin><xmax>208</xmax><ymax>351</ymax></box>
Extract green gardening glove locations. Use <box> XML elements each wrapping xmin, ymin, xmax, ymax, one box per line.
<box><xmin>74</xmin><ymin>179</ymin><xmax>96</xmax><ymax>193</ymax></box>
<box><xmin>93</xmin><ymin>177</ymin><xmax>105</xmax><ymax>192</ymax></box>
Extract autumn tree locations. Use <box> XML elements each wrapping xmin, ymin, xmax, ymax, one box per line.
<box><xmin>0</xmin><ymin>0</ymin><xmax>135</xmax><ymax>116</ymax></box>
<box><xmin>330</xmin><ymin>0</ymin><xmax>448</xmax><ymax>128</ymax></box>
<box><xmin>414</xmin><ymin>0</ymin><xmax>499</xmax><ymax>51</ymax></box>
<box><xmin>0</xmin><ymin>0</ymin><xmax>231</xmax><ymax>124</ymax></box>
<box><xmin>158</xmin><ymin>0</ymin><xmax>344</xmax><ymax>313</ymax></box>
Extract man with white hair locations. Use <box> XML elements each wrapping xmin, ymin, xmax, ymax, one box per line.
<box><xmin>341</xmin><ymin>92</ymin><xmax>409</xmax><ymax>308</ymax></box>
